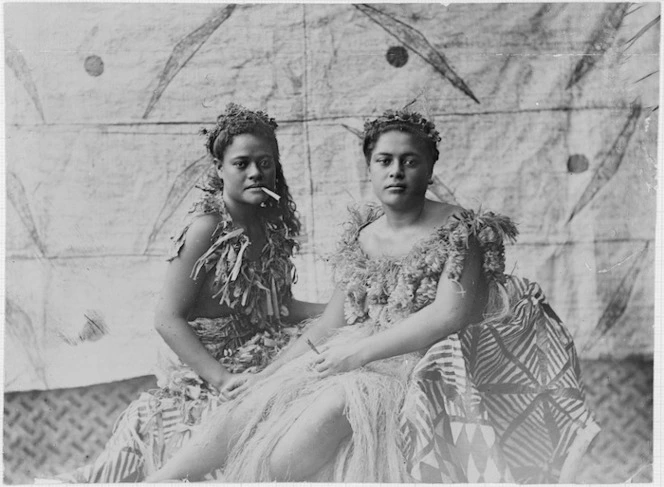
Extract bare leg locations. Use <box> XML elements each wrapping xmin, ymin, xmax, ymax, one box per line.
<box><xmin>269</xmin><ymin>386</ymin><xmax>352</xmax><ymax>481</ymax></box>
<box><xmin>145</xmin><ymin>407</ymin><xmax>244</xmax><ymax>482</ymax></box>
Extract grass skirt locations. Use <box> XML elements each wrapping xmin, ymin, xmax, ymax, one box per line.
<box><xmin>212</xmin><ymin>323</ymin><xmax>419</xmax><ymax>482</ymax></box>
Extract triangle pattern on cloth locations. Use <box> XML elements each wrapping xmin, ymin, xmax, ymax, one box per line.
<box><xmin>458</xmin><ymin>276</ymin><xmax>598</xmax><ymax>481</ymax></box>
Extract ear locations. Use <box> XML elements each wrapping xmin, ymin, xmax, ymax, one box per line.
<box><xmin>365</xmin><ymin>163</ymin><xmax>373</xmax><ymax>180</ymax></box>
<box><xmin>213</xmin><ymin>157</ymin><xmax>223</xmax><ymax>175</ymax></box>
<box><xmin>365</xmin><ymin>157</ymin><xmax>372</xmax><ymax>174</ymax></box>
<box><xmin>427</xmin><ymin>163</ymin><xmax>435</xmax><ymax>184</ymax></box>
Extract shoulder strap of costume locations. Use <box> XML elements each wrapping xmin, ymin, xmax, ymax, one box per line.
<box><xmin>340</xmin><ymin>204</ymin><xmax>383</xmax><ymax>246</ymax></box>
<box><xmin>441</xmin><ymin>209</ymin><xmax>519</xmax><ymax>283</ymax></box>
<box><xmin>166</xmin><ymin>197</ymin><xmax>235</xmax><ymax>264</ymax></box>
<box><xmin>326</xmin><ymin>204</ymin><xmax>382</xmax><ymax>283</ymax></box>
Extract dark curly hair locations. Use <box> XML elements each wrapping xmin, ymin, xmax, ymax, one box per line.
<box><xmin>362</xmin><ymin>109</ymin><xmax>441</xmax><ymax>165</ymax></box>
<box><xmin>197</xmin><ymin>103</ymin><xmax>301</xmax><ymax>238</ymax></box>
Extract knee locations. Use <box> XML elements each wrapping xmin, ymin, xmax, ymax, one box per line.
<box><xmin>269</xmin><ymin>449</ymin><xmax>294</xmax><ymax>482</ymax></box>
<box><xmin>318</xmin><ymin>387</ymin><xmax>347</xmax><ymax>416</ymax></box>
<box><xmin>268</xmin><ymin>388</ymin><xmax>351</xmax><ymax>481</ymax></box>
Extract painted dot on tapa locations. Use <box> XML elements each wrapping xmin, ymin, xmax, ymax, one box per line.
<box><xmin>386</xmin><ymin>46</ymin><xmax>408</xmax><ymax>68</ymax></box>
<box><xmin>84</xmin><ymin>55</ymin><xmax>104</xmax><ymax>77</ymax></box>
<box><xmin>567</xmin><ymin>154</ymin><xmax>589</xmax><ymax>174</ymax></box>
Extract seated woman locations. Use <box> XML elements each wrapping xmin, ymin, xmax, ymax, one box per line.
<box><xmin>146</xmin><ymin>109</ymin><xmax>599</xmax><ymax>483</ymax></box>
<box><xmin>58</xmin><ymin>104</ymin><xmax>325</xmax><ymax>482</ymax></box>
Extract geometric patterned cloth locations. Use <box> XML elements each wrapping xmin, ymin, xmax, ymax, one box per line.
<box><xmin>400</xmin><ymin>333</ymin><xmax>514</xmax><ymax>482</ymax></box>
<box><xmin>401</xmin><ymin>275</ymin><xmax>600</xmax><ymax>483</ymax></box>
<box><xmin>54</xmin><ymin>391</ymin><xmax>219</xmax><ymax>482</ymax></box>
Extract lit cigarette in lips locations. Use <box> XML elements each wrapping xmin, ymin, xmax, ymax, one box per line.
<box><xmin>261</xmin><ymin>187</ymin><xmax>281</xmax><ymax>201</ymax></box>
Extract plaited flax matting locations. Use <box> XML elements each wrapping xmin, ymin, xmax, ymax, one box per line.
<box><xmin>3</xmin><ymin>359</ymin><xmax>653</xmax><ymax>484</ymax></box>
<box><xmin>3</xmin><ymin>375</ymin><xmax>157</xmax><ymax>484</ymax></box>
<box><xmin>575</xmin><ymin>358</ymin><xmax>653</xmax><ymax>483</ymax></box>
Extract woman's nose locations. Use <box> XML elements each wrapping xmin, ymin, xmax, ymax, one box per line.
<box><xmin>389</xmin><ymin>161</ymin><xmax>404</xmax><ymax>178</ymax></box>
<box><xmin>247</xmin><ymin>162</ymin><xmax>263</xmax><ymax>180</ymax></box>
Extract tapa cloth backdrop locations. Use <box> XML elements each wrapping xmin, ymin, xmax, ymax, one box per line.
<box><xmin>5</xmin><ymin>3</ymin><xmax>659</xmax><ymax>391</ymax></box>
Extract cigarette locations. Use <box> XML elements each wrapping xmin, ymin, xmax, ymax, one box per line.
<box><xmin>306</xmin><ymin>338</ymin><xmax>320</xmax><ymax>355</ymax></box>
<box><xmin>261</xmin><ymin>187</ymin><xmax>281</xmax><ymax>202</ymax></box>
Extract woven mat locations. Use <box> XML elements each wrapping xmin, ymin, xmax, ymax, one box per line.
<box><xmin>4</xmin><ymin>375</ymin><xmax>157</xmax><ymax>484</ymax></box>
<box><xmin>576</xmin><ymin>358</ymin><xmax>653</xmax><ymax>483</ymax></box>
<box><xmin>3</xmin><ymin>360</ymin><xmax>653</xmax><ymax>484</ymax></box>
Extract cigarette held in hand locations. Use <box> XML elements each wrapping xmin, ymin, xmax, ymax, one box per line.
<box><xmin>306</xmin><ymin>338</ymin><xmax>320</xmax><ymax>355</ymax></box>
<box><xmin>261</xmin><ymin>187</ymin><xmax>281</xmax><ymax>201</ymax></box>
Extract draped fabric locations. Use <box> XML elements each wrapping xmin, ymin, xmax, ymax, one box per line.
<box><xmin>402</xmin><ymin>275</ymin><xmax>600</xmax><ymax>483</ymax></box>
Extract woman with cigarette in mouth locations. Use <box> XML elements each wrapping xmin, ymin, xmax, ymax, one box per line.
<box><xmin>147</xmin><ymin>109</ymin><xmax>598</xmax><ymax>483</ymax></box>
<box><xmin>58</xmin><ymin>104</ymin><xmax>325</xmax><ymax>482</ymax></box>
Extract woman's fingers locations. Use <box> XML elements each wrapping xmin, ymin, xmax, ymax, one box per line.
<box><xmin>227</xmin><ymin>387</ymin><xmax>243</xmax><ymax>400</ymax></box>
<box><xmin>221</xmin><ymin>381</ymin><xmax>249</xmax><ymax>401</ymax></box>
<box><xmin>312</xmin><ymin>351</ymin><xmax>346</xmax><ymax>375</ymax></box>
<box><xmin>227</xmin><ymin>376</ymin><xmax>249</xmax><ymax>391</ymax></box>
<box><xmin>237</xmin><ymin>379</ymin><xmax>252</xmax><ymax>393</ymax></box>
<box><xmin>314</xmin><ymin>359</ymin><xmax>330</xmax><ymax>372</ymax></box>
<box><xmin>219</xmin><ymin>381</ymin><xmax>238</xmax><ymax>400</ymax></box>
<box><xmin>226</xmin><ymin>376</ymin><xmax>254</xmax><ymax>398</ymax></box>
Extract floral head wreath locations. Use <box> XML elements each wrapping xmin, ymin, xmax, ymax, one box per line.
<box><xmin>200</xmin><ymin>103</ymin><xmax>279</xmax><ymax>159</ymax></box>
<box><xmin>362</xmin><ymin>109</ymin><xmax>441</xmax><ymax>162</ymax></box>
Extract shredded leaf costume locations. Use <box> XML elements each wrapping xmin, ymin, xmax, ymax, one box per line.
<box><xmin>196</xmin><ymin>205</ymin><xmax>598</xmax><ymax>483</ymax></box>
<box><xmin>56</xmin><ymin>197</ymin><xmax>301</xmax><ymax>483</ymax></box>
<box><xmin>161</xmin><ymin>196</ymin><xmax>297</xmax><ymax>380</ymax></box>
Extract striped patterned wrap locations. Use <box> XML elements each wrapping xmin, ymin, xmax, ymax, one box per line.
<box><xmin>55</xmin><ymin>390</ymin><xmax>221</xmax><ymax>482</ymax></box>
<box><xmin>401</xmin><ymin>275</ymin><xmax>599</xmax><ymax>482</ymax></box>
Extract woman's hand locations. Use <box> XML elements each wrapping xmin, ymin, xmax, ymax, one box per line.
<box><xmin>218</xmin><ymin>372</ymin><xmax>257</xmax><ymax>401</ymax></box>
<box><xmin>312</xmin><ymin>342</ymin><xmax>367</xmax><ymax>378</ymax></box>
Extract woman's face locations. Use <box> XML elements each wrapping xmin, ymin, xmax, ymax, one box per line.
<box><xmin>368</xmin><ymin>130</ymin><xmax>434</xmax><ymax>209</ymax></box>
<box><xmin>217</xmin><ymin>133</ymin><xmax>277</xmax><ymax>207</ymax></box>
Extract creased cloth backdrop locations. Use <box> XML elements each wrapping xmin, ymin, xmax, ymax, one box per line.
<box><xmin>5</xmin><ymin>3</ymin><xmax>659</xmax><ymax>392</ymax></box>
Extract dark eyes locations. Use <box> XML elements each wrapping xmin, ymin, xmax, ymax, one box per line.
<box><xmin>374</xmin><ymin>157</ymin><xmax>418</xmax><ymax>167</ymax></box>
<box><xmin>233</xmin><ymin>158</ymin><xmax>274</xmax><ymax>168</ymax></box>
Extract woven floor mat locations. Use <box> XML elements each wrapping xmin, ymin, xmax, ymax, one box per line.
<box><xmin>575</xmin><ymin>358</ymin><xmax>653</xmax><ymax>483</ymax></box>
<box><xmin>4</xmin><ymin>375</ymin><xmax>157</xmax><ymax>484</ymax></box>
<box><xmin>4</xmin><ymin>359</ymin><xmax>653</xmax><ymax>484</ymax></box>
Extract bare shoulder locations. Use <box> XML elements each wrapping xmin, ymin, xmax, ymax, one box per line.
<box><xmin>187</xmin><ymin>213</ymin><xmax>223</xmax><ymax>240</ymax></box>
<box><xmin>356</xmin><ymin>215</ymin><xmax>385</xmax><ymax>253</ymax></box>
<box><xmin>177</xmin><ymin>213</ymin><xmax>225</xmax><ymax>259</ymax></box>
<box><xmin>424</xmin><ymin>199</ymin><xmax>466</xmax><ymax>227</ymax></box>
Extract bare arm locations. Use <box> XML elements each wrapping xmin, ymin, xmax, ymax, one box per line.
<box><xmin>154</xmin><ymin>215</ymin><xmax>231</xmax><ymax>390</ymax></box>
<box><xmin>260</xmin><ymin>287</ymin><xmax>347</xmax><ymax>376</ymax></box>
<box><xmin>315</xmin><ymin>238</ymin><xmax>485</xmax><ymax>376</ymax></box>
